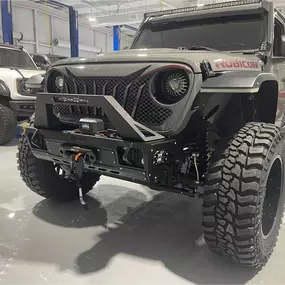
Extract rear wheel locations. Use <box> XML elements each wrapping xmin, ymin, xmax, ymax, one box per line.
<box><xmin>17</xmin><ymin>135</ymin><xmax>100</xmax><ymax>202</ymax></box>
<box><xmin>0</xmin><ymin>102</ymin><xmax>17</xmax><ymax>145</ymax></box>
<box><xmin>203</xmin><ymin>122</ymin><xmax>285</xmax><ymax>268</ymax></box>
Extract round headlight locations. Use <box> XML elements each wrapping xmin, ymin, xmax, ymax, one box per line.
<box><xmin>164</xmin><ymin>71</ymin><xmax>189</xmax><ymax>101</ymax></box>
<box><xmin>55</xmin><ymin>76</ymin><xmax>64</xmax><ymax>90</ymax></box>
<box><xmin>21</xmin><ymin>80</ymin><xmax>32</xmax><ymax>94</ymax></box>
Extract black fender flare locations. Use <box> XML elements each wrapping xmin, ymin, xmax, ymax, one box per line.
<box><xmin>0</xmin><ymin>79</ymin><xmax>11</xmax><ymax>98</ymax></box>
<box><xmin>201</xmin><ymin>71</ymin><xmax>277</xmax><ymax>93</ymax></box>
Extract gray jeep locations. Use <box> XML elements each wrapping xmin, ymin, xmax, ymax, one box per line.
<box><xmin>17</xmin><ymin>0</ymin><xmax>285</xmax><ymax>268</ymax></box>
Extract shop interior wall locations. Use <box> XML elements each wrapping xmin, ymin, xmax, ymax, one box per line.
<box><xmin>0</xmin><ymin>1</ymin><xmax>115</xmax><ymax>57</ymax></box>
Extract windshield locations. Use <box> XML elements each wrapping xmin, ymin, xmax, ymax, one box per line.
<box><xmin>0</xmin><ymin>48</ymin><xmax>36</xmax><ymax>69</ymax></box>
<box><xmin>132</xmin><ymin>13</ymin><xmax>266</xmax><ymax>51</ymax></box>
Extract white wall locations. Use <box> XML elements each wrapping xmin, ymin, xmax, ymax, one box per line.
<box><xmin>120</xmin><ymin>33</ymin><xmax>134</xmax><ymax>49</ymax></box>
<box><xmin>0</xmin><ymin>1</ymin><xmax>114</xmax><ymax>57</ymax></box>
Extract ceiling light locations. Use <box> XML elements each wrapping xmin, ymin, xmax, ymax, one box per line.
<box><xmin>89</xmin><ymin>17</ymin><xmax>96</xmax><ymax>22</ymax></box>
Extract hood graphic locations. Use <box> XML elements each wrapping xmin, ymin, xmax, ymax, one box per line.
<box><xmin>53</xmin><ymin>48</ymin><xmax>264</xmax><ymax>73</ymax></box>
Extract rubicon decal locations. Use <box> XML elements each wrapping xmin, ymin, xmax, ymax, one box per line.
<box><xmin>215</xmin><ymin>60</ymin><xmax>259</xmax><ymax>69</ymax></box>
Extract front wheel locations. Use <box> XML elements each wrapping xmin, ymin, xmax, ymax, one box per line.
<box><xmin>203</xmin><ymin>122</ymin><xmax>285</xmax><ymax>268</ymax></box>
<box><xmin>17</xmin><ymin>136</ymin><xmax>101</xmax><ymax>202</ymax></box>
<box><xmin>0</xmin><ymin>103</ymin><xmax>17</xmax><ymax>145</ymax></box>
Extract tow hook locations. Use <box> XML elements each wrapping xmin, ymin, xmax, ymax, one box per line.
<box><xmin>71</xmin><ymin>152</ymin><xmax>88</xmax><ymax>210</ymax></box>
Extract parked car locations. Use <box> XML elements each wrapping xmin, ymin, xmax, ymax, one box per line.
<box><xmin>31</xmin><ymin>53</ymin><xmax>67</xmax><ymax>69</ymax></box>
<box><xmin>0</xmin><ymin>44</ymin><xmax>44</xmax><ymax>145</ymax></box>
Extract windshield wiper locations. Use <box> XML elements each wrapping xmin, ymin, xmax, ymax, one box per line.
<box><xmin>178</xmin><ymin>45</ymin><xmax>217</xmax><ymax>51</ymax></box>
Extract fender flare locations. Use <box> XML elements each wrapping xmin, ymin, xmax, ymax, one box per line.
<box><xmin>0</xmin><ymin>79</ymin><xmax>11</xmax><ymax>98</ymax></box>
<box><xmin>201</xmin><ymin>71</ymin><xmax>277</xmax><ymax>93</ymax></box>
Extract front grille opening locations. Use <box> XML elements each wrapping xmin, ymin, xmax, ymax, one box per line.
<box><xmin>53</xmin><ymin>104</ymin><xmax>111</xmax><ymax>127</ymax></box>
<box><xmin>49</xmin><ymin>72</ymin><xmax>172</xmax><ymax>127</ymax></box>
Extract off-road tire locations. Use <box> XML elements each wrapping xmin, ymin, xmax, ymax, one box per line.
<box><xmin>203</xmin><ymin>122</ymin><xmax>285</xmax><ymax>268</ymax></box>
<box><xmin>0</xmin><ymin>102</ymin><xmax>17</xmax><ymax>145</ymax></box>
<box><xmin>17</xmin><ymin>135</ymin><xmax>100</xmax><ymax>202</ymax></box>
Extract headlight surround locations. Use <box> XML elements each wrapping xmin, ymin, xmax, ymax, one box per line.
<box><xmin>17</xmin><ymin>79</ymin><xmax>36</xmax><ymax>96</ymax></box>
<box><xmin>152</xmin><ymin>68</ymin><xmax>190</xmax><ymax>104</ymax></box>
<box><xmin>47</xmin><ymin>71</ymin><xmax>65</xmax><ymax>93</ymax></box>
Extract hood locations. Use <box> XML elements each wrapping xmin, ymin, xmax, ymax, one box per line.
<box><xmin>53</xmin><ymin>48</ymin><xmax>264</xmax><ymax>73</ymax></box>
<box><xmin>0</xmin><ymin>67</ymin><xmax>45</xmax><ymax>79</ymax></box>
<box><xmin>18</xmin><ymin>68</ymin><xmax>45</xmax><ymax>78</ymax></box>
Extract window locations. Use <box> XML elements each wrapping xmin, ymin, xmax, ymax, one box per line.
<box><xmin>132</xmin><ymin>14</ymin><xmax>266</xmax><ymax>52</ymax></box>
<box><xmin>32</xmin><ymin>55</ymin><xmax>47</xmax><ymax>65</ymax></box>
<box><xmin>273</xmin><ymin>18</ymin><xmax>284</xmax><ymax>56</ymax></box>
<box><xmin>0</xmin><ymin>49</ymin><xmax>36</xmax><ymax>69</ymax></box>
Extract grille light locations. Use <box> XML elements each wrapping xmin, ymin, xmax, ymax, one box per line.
<box><xmin>144</xmin><ymin>0</ymin><xmax>262</xmax><ymax>18</ymax></box>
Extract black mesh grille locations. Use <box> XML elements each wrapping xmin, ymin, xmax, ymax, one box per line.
<box><xmin>135</xmin><ymin>84</ymin><xmax>172</xmax><ymax>125</ymax></box>
<box><xmin>51</xmin><ymin>74</ymin><xmax>172</xmax><ymax>126</ymax></box>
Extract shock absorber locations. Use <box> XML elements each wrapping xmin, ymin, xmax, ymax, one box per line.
<box><xmin>189</xmin><ymin>122</ymin><xmax>209</xmax><ymax>181</ymax></box>
<box><xmin>199</xmin><ymin>122</ymin><xmax>209</xmax><ymax>179</ymax></box>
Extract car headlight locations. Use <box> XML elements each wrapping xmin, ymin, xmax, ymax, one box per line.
<box><xmin>46</xmin><ymin>72</ymin><xmax>65</xmax><ymax>93</ymax></box>
<box><xmin>17</xmin><ymin>79</ymin><xmax>36</xmax><ymax>96</ymax></box>
<box><xmin>152</xmin><ymin>68</ymin><xmax>190</xmax><ymax>104</ymax></box>
<box><xmin>164</xmin><ymin>71</ymin><xmax>188</xmax><ymax>99</ymax></box>
<box><xmin>55</xmin><ymin>75</ymin><xmax>64</xmax><ymax>90</ymax></box>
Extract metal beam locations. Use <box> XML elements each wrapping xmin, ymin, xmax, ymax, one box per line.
<box><xmin>44</xmin><ymin>0</ymin><xmax>79</xmax><ymax>57</ymax></box>
<box><xmin>69</xmin><ymin>7</ymin><xmax>79</xmax><ymax>57</ymax></box>
<box><xmin>113</xmin><ymin>26</ymin><xmax>120</xmax><ymax>51</ymax></box>
<box><xmin>77</xmin><ymin>2</ymin><xmax>165</xmax><ymax>15</ymax></box>
<box><xmin>121</xmin><ymin>24</ymin><xmax>137</xmax><ymax>32</ymax></box>
<box><xmin>1</xmin><ymin>0</ymin><xmax>13</xmax><ymax>44</ymax></box>
<box><xmin>33</xmin><ymin>9</ymin><xmax>39</xmax><ymax>52</ymax></box>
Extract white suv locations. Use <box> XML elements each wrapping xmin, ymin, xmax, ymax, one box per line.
<box><xmin>0</xmin><ymin>44</ymin><xmax>44</xmax><ymax>145</ymax></box>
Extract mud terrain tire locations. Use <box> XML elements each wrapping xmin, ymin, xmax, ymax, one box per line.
<box><xmin>17</xmin><ymin>135</ymin><xmax>100</xmax><ymax>202</ymax></box>
<box><xmin>0</xmin><ymin>103</ymin><xmax>17</xmax><ymax>145</ymax></box>
<box><xmin>203</xmin><ymin>122</ymin><xmax>285</xmax><ymax>268</ymax></box>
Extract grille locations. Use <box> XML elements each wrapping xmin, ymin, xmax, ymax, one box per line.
<box><xmin>51</xmin><ymin>74</ymin><xmax>172</xmax><ymax>126</ymax></box>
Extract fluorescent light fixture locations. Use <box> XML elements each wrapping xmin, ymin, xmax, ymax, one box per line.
<box><xmin>89</xmin><ymin>17</ymin><xmax>96</xmax><ymax>22</ymax></box>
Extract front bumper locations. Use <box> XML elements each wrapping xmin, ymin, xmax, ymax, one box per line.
<box><xmin>26</xmin><ymin>93</ymin><xmax>184</xmax><ymax>192</ymax></box>
<box><xmin>25</xmin><ymin>126</ymin><xmax>177</xmax><ymax>188</ymax></box>
<box><xmin>9</xmin><ymin>100</ymin><xmax>35</xmax><ymax>117</ymax></box>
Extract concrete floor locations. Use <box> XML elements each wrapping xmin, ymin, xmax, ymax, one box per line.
<box><xmin>1</xmin><ymin>142</ymin><xmax>285</xmax><ymax>284</ymax></box>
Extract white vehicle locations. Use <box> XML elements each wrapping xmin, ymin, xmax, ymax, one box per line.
<box><xmin>0</xmin><ymin>44</ymin><xmax>44</xmax><ymax>145</ymax></box>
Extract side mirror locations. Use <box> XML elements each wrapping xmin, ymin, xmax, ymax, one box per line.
<box><xmin>26</xmin><ymin>74</ymin><xmax>45</xmax><ymax>91</ymax></box>
<box><xmin>281</xmin><ymin>36</ymin><xmax>285</xmax><ymax>56</ymax></box>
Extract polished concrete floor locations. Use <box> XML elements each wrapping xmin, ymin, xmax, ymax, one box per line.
<box><xmin>1</xmin><ymin>142</ymin><xmax>285</xmax><ymax>284</ymax></box>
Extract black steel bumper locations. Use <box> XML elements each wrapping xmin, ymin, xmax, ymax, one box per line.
<box><xmin>10</xmin><ymin>100</ymin><xmax>35</xmax><ymax>117</ymax></box>
<box><xmin>25</xmin><ymin>127</ymin><xmax>177</xmax><ymax>187</ymax></box>
<box><xmin>26</xmin><ymin>93</ymin><xmax>179</xmax><ymax>190</ymax></box>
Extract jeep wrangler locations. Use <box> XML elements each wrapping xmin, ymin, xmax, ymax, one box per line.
<box><xmin>17</xmin><ymin>0</ymin><xmax>285</xmax><ymax>268</ymax></box>
<box><xmin>0</xmin><ymin>44</ymin><xmax>44</xmax><ymax>145</ymax></box>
